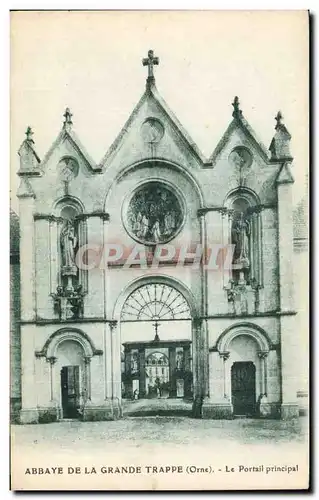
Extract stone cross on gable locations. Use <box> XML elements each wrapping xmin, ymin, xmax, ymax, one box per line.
<box><xmin>63</xmin><ymin>107</ymin><xmax>73</xmax><ymax>133</ymax></box>
<box><xmin>232</xmin><ymin>96</ymin><xmax>242</xmax><ymax>119</ymax></box>
<box><xmin>275</xmin><ymin>110</ymin><xmax>283</xmax><ymax>129</ymax></box>
<box><xmin>25</xmin><ymin>126</ymin><xmax>34</xmax><ymax>143</ymax></box>
<box><xmin>142</xmin><ymin>49</ymin><xmax>159</xmax><ymax>81</ymax></box>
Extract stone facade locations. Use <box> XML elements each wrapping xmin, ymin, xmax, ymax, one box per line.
<box><xmin>13</xmin><ymin>52</ymin><xmax>308</xmax><ymax>423</ymax></box>
<box><xmin>10</xmin><ymin>209</ymin><xmax>21</xmax><ymax>422</ymax></box>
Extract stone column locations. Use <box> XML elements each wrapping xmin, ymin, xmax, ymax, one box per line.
<box><xmin>191</xmin><ymin>318</ymin><xmax>199</xmax><ymax>398</ymax></box>
<box><xmin>220</xmin><ymin>352</ymin><xmax>230</xmax><ymax>398</ymax></box>
<box><xmin>192</xmin><ymin>318</ymin><xmax>208</xmax><ymax>399</ymax></box>
<box><xmin>49</xmin><ymin>217</ymin><xmax>59</xmax><ymax>294</ymax></box>
<box><xmin>77</xmin><ymin>216</ymin><xmax>88</xmax><ymax>293</ymax></box>
<box><xmin>203</xmin><ymin>321</ymin><xmax>210</xmax><ymax>399</ymax></box>
<box><xmin>277</xmin><ymin>176</ymin><xmax>295</xmax><ymax>312</ymax></box>
<box><xmin>250</xmin><ymin>211</ymin><xmax>257</xmax><ymax>284</ymax></box>
<box><xmin>202</xmin><ymin>350</ymin><xmax>233</xmax><ymax>419</ymax></box>
<box><xmin>258</xmin><ymin>351</ymin><xmax>268</xmax><ymax>396</ymax></box>
<box><xmin>256</xmin><ymin>208</ymin><xmax>263</xmax><ymax>286</ymax></box>
<box><xmin>47</xmin><ymin>356</ymin><xmax>57</xmax><ymax>401</ymax></box>
<box><xmin>103</xmin><ymin>323</ymin><xmax>112</xmax><ymax>399</ymax></box>
<box><xmin>183</xmin><ymin>345</ymin><xmax>191</xmax><ymax>398</ymax></box>
<box><xmin>257</xmin><ymin>351</ymin><xmax>274</xmax><ymax>418</ymax></box>
<box><xmin>85</xmin><ymin>214</ymin><xmax>105</xmax><ymax>318</ymax></box>
<box><xmin>110</xmin><ymin>321</ymin><xmax>121</xmax><ymax>403</ymax></box>
<box><xmin>169</xmin><ymin>346</ymin><xmax>176</xmax><ymax>397</ymax></box>
<box><xmin>125</xmin><ymin>347</ymin><xmax>131</xmax><ymax>376</ymax></box>
<box><xmin>266</xmin><ymin>349</ymin><xmax>281</xmax><ymax>410</ymax></box>
<box><xmin>139</xmin><ymin>348</ymin><xmax>146</xmax><ymax>398</ymax></box>
<box><xmin>198</xmin><ymin>212</ymin><xmax>208</xmax><ymax>317</ymax></box>
<box><xmin>34</xmin><ymin>217</ymin><xmax>51</xmax><ymax>318</ymax></box>
<box><xmin>83</xmin><ymin>356</ymin><xmax>92</xmax><ymax>401</ymax></box>
<box><xmin>20</xmin><ymin>326</ymin><xmax>38</xmax><ymax>423</ymax></box>
<box><xmin>56</xmin><ymin>218</ymin><xmax>64</xmax><ymax>287</ymax></box>
<box><xmin>184</xmin><ymin>345</ymin><xmax>191</xmax><ymax>371</ymax></box>
<box><xmin>18</xmin><ymin>194</ymin><xmax>35</xmax><ymax>321</ymax></box>
<box><xmin>203</xmin><ymin>209</ymin><xmax>225</xmax><ymax>310</ymax></box>
<box><xmin>125</xmin><ymin>347</ymin><xmax>132</xmax><ymax>398</ymax></box>
<box><xmin>224</xmin><ymin>208</ymin><xmax>233</xmax><ymax>286</ymax></box>
<box><xmin>280</xmin><ymin>315</ymin><xmax>299</xmax><ymax>418</ymax></box>
<box><xmin>277</xmin><ymin>175</ymin><xmax>298</xmax><ymax>418</ymax></box>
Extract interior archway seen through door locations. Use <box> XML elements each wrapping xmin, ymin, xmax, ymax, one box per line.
<box><xmin>120</xmin><ymin>283</ymin><xmax>193</xmax><ymax>401</ymax></box>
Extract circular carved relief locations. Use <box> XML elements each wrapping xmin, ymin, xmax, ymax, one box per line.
<box><xmin>228</xmin><ymin>146</ymin><xmax>253</xmax><ymax>170</ymax></box>
<box><xmin>58</xmin><ymin>157</ymin><xmax>79</xmax><ymax>182</ymax></box>
<box><xmin>141</xmin><ymin>118</ymin><xmax>165</xmax><ymax>144</ymax></box>
<box><xmin>124</xmin><ymin>182</ymin><xmax>184</xmax><ymax>245</ymax></box>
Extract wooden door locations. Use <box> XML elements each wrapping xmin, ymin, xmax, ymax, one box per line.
<box><xmin>231</xmin><ymin>362</ymin><xmax>256</xmax><ymax>416</ymax></box>
<box><xmin>61</xmin><ymin>366</ymin><xmax>80</xmax><ymax>418</ymax></box>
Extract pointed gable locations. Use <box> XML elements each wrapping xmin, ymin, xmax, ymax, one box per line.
<box><xmin>18</xmin><ymin>127</ymin><xmax>41</xmax><ymax>176</ymax></box>
<box><xmin>269</xmin><ymin>111</ymin><xmax>293</xmax><ymax>162</ymax></box>
<box><xmin>209</xmin><ymin>96</ymin><xmax>269</xmax><ymax>166</ymax></box>
<box><xmin>99</xmin><ymin>81</ymin><xmax>207</xmax><ymax>170</ymax></box>
<box><xmin>40</xmin><ymin>108</ymin><xmax>100</xmax><ymax>173</ymax></box>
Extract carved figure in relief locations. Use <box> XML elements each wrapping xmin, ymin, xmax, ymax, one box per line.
<box><xmin>152</xmin><ymin>220</ymin><xmax>161</xmax><ymax>242</ymax></box>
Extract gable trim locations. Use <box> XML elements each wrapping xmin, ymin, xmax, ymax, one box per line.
<box><xmin>209</xmin><ymin>117</ymin><xmax>270</xmax><ymax>166</ymax></box>
<box><xmin>99</xmin><ymin>84</ymin><xmax>208</xmax><ymax>169</ymax></box>
<box><xmin>40</xmin><ymin>128</ymin><xmax>99</xmax><ymax>173</ymax></box>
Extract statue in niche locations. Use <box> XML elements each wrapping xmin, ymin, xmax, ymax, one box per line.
<box><xmin>131</xmin><ymin>352</ymin><xmax>139</xmax><ymax>373</ymax></box>
<box><xmin>60</xmin><ymin>219</ymin><xmax>77</xmax><ymax>268</ymax></box>
<box><xmin>176</xmin><ymin>350</ymin><xmax>184</xmax><ymax>370</ymax></box>
<box><xmin>231</xmin><ymin>212</ymin><xmax>250</xmax><ymax>267</ymax></box>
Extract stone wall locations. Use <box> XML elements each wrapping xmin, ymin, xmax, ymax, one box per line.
<box><xmin>10</xmin><ymin>259</ymin><xmax>21</xmax><ymax>422</ymax></box>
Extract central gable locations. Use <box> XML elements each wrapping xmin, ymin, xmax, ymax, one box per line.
<box><xmin>99</xmin><ymin>83</ymin><xmax>206</xmax><ymax>172</ymax></box>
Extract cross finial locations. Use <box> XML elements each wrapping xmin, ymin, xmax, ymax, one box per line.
<box><xmin>152</xmin><ymin>320</ymin><xmax>160</xmax><ymax>342</ymax></box>
<box><xmin>142</xmin><ymin>49</ymin><xmax>159</xmax><ymax>86</ymax></box>
<box><xmin>232</xmin><ymin>96</ymin><xmax>242</xmax><ymax>119</ymax></box>
<box><xmin>63</xmin><ymin>107</ymin><xmax>73</xmax><ymax>130</ymax></box>
<box><xmin>25</xmin><ymin>126</ymin><xmax>34</xmax><ymax>143</ymax></box>
<box><xmin>275</xmin><ymin>111</ymin><xmax>283</xmax><ymax>129</ymax></box>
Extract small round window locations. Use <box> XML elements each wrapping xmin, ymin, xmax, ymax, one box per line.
<box><xmin>141</xmin><ymin>118</ymin><xmax>165</xmax><ymax>144</ymax></box>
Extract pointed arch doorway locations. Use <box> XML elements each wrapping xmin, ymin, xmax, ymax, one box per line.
<box><xmin>119</xmin><ymin>282</ymin><xmax>194</xmax><ymax>409</ymax></box>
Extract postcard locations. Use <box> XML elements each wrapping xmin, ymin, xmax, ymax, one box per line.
<box><xmin>10</xmin><ymin>10</ymin><xmax>309</xmax><ymax>491</ymax></box>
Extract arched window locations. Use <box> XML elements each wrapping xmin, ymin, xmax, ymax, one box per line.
<box><xmin>52</xmin><ymin>196</ymin><xmax>87</xmax><ymax>319</ymax></box>
<box><xmin>121</xmin><ymin>283</ymin><xmax>191</xmax><ymax>321</ymax></box>
<box><xmin>225</xmin><ymin>189</ymin><xmax>262</xmax><ymax>287</ymax></box>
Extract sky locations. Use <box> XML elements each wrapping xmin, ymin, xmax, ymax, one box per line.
<box><xmin>10</xmin><ymin>10</ymin><xmax>309</xmax><ymax>212</ymax></box>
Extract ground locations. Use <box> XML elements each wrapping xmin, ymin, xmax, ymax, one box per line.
<box><xmin>122</xmin><ymin>397</ymin><xmax>192</xmax><ymax>416</ymax></box>
<box><xmin>12</xmin><ymin>415</ymin><xmax>308</xmax><ymax>449</ymax></box>
<box><xmin>11</xmin><ymin>416</ymin><xmax>309</xmax><ymax>491</ymax></box>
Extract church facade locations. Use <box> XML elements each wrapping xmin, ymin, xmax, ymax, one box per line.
<box><xmin>16</xmin><ymin>50</ymin><xmax>304</xmax><ymax>423</ymax></box>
